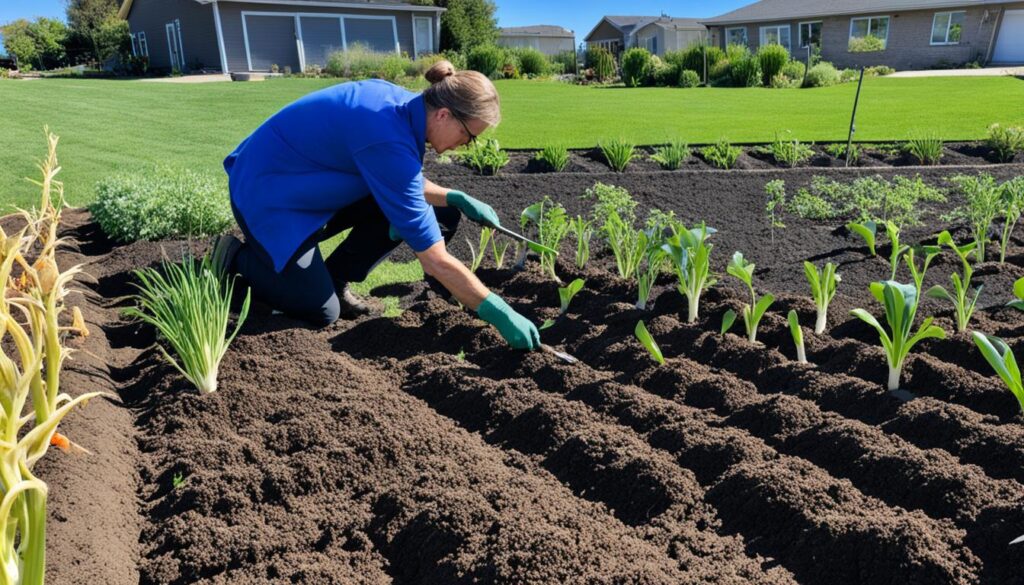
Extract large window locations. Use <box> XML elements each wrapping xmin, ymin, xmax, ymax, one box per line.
<box><xmin>931</xmin><ymin>11</ymin><xmax>965</xmax><ymax>45</ymax></box>
<box><xmin>726</xmin><ymin>27</ymin><xmax>748</xmax><ymax>46</ymax></box>
<box><xmin>132</xmin><ymin>32</ymin><xmax>149</xmax><ymax>57</ymax></box>
<box><xmin>759</xmin><ymin>25</ymin><xmax>791</xmax><ymax>51</ymax></box>
<box><xmin>799</xmin><ymin>21</ymin><xmax>821</xmax><ymax>48</ymax></box>
<box><xmin>849</xmin><ymin>16</ymin><xmax>889</xmax><ymax>50</ymax></box>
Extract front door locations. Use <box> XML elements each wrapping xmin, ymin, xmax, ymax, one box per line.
<box><xmin>414</xmin><ymin>16</ymin><xmax>433</xmax><ymax>55</ymax></box>
<box><xmin>166</xmin><ymin>21</ymin><xmax>184</xmax><ymax>71</ymax></box>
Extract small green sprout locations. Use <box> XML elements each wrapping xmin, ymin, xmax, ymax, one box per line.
<box><xmin>172</xmin><ymin>472</ymin><xmax>185</xmax><ymax>489</ymax></box>
<box><xmin>788</xmin><ymin>310</ymin><xmax>807</xmax><ymax>364</ymax></box>
<box><xmin>558</xmin><ymin>278</ymin><xmax>585</xmax><ymax>316</ymax></box>
<box><xmin>1008</xmin><ymin>277</ymin><xmax>1024</xmax><ymax>311</ymax></box>
<box><xmin>804</xmin><ymin>261</ymin><xmax>840</xmax><ymax>334</ymax></box>
<box><xmin>634</xmin><ymin>320</ymin><xmax>665</xmax><ymax>365</ymax></box>
<box><xmin>972</xmin><ymin>332</ymin><xmax>1024</xmax><ymax>414</ymax></box>
<box><xmin>466</xmin><ymin>228</ymin><xmax>493</xmax><ymax>272</ymax></box>
<box><xmin>662</xmin><ymin>223</ymin><xmax>717</xmax><ymax>323</ymax></box>
<box><xmin>569</xmin><ymin>215</ymin><xmax>594</xmax><ymax>269</ymax></box>
<box><xmin>847</xmin><ymin>220</ymin><xmax>878</xmax><ymax>256</ymax></box>
<box><xmin>765</xmin><ymin>179</ymin><xmax>786</xmax><ymax>246</ymax></box>
<box><xmin>883</xmin><ymin>222</ymin><xmax>910</xmax><ymax>280</ymax></box>
<box><xmin>491</xmin><ymin>236</ymin><xmax>511</xmax><ymax>269</ymax></box>
<box><xmin>926</xmin><ymin>231</ymin><xmax>982</xmax><ymax>332</ymax></box>
<box><xmin>724</xmin><ymin>252</ymin><xmax>775</xmax><ymax>344</ymax></box>
<box><xmin>636</xmin><ymin>248</ymin><xmax>666</xmax><ymax>310</ymax></box>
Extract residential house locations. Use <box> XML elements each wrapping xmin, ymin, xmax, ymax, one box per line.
<box><xmin>497</xmin><ymin>25</ymin><xmax>575</xmax><ymax>56</ymax></box>
<box><xmin>118</xmin><ymin>0</ymin><xmax>445</xmax><ymax>74</ymax></box>
<box><xmin>699</xmin><ymin>0</ymin><xmax>1024</xmax><ymax>69</ymax></box>
<box><xmin>584</xmin><ymin>15</ymin><xmax>709</xmax><ymax>57</ymax></box>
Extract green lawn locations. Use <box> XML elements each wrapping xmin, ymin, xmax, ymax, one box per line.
<box><xmin>3</xmin><ymin>76</ymin><xmax>1024</xmax><ymax>211</ymax></box>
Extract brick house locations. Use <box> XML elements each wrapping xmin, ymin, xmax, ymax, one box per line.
<box><xmin>583</xmin><ymin>15</ymin><xmax>707</xmax><ymax>57</ymax></box>
<box><xmin>700</xmin><ymin>0</ymin><xmax>1024</xmax><ymax>70</ymax></box>
<box><xmin>118</xmin><ymin>0</ymin><xmax>445</xmax><ymax>74</ymax></box>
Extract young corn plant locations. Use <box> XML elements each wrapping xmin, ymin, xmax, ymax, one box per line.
<box><xmin>636</xmin><ymin>247</ymin><xmax>666</xmax><ymax>310</ymax></box>
<box><xmin>947</xmin><ymin>174</ymin><xmax>1001</xmax><ymax>262</ymax></box>
<box><xmin>558</xmin><ymin>278</ymin><xmax>585</xmax><ymax>315</ymax></box>
<box><xmin>765</xmin><ymin>179</ymin><xmax>786</xmax><ymax>245</ymax></box>
<box><xmin>600</xmin><ymin>138</ymin><xmax>637</xmax><ymax>172</ymax></box>
<box><xmin>126</xmin><ymin>252</ymin><xmax>251</xmax><ymax>393</ymax></box>
<box><xmin>701</xmin><ymin>140</ymin><xmax>742</xmax><ymax>169</ymax></box>
<box><xmin>466</xmin><ymin>228</ymin><xmax>493</xmax><ymax>272</ymax></box>
<box><xmin>883</xmin><ymin>221</ymin><xmax>910</xmax><ymax>280</ymax></box>
<box><xmin>634</xmin><ymin>320</ymin><xmax>665</xmax><ymax>365</ymax></box>
<box><xmin>851</xmin><ymin>280</ymin><xmax>945</xmax><ymax>391</ymax></box>
<box><xmin>723</xmin><ymin>252</ymin><xmax>775</xmax><ymax>344</ymax></box>
<box><xmin>569</xmin><ymin>215</ymin><xmax>593</xmax><ymax>269</ymax></box>
<box><xmin>904</xmin><ymin>244</ymin><xmax>942</xmax><ymax>295</ymax></box>
<box><xmin>998</xmin><ymin>177</ymin><xmax>1024</xmax><ymax>264</ymax></box>
<box><xmin>973</xmin><ymin>332</ymin><xmax>1024</xmax><ymax>414</ymax></box>
<box><xmin>650</xmin><ymin>141</ymin><xmax>690</xmax><ymax>170</ymax></box>
<box><xmin>926</xmin><ymin>231</ymin><xmax>981</xmax><ymax>333</ymax></box>
<box><xmin>804</xmin><ymin>261</ymin><xmax>840</xmax><ymax>334</ymax></box>
<box><xmin>0</xmin><ymin>129</ymin><xmax>103</xmax><ymax>585</ymax></box>
<box><xmin>1008</xmin><ymin>277</ymin><xmax>1024</xmax><ymax>311</ymax></box>
<box><xmin>490</xmin><ymin>236</ymin><xmax>511</xmax><ymax>269</ymax></box>
<box><xmin>788</xmin><ymin>310</ymin><xmax>807</xmax><ymax>363</ymax></box>
<box><xmin>661</xmin><ymin>223</ymin><xmax>716</xmax><ymax>323</ymax></box>
<box><xmin>847</xmin><ymin>220</ymin><xmax>878</xmax><ymax>256</ymax></box>
<box><xmin>535</xmin><ymin>145</ymin><xmax>570</xmax><ymax>172</ymax></box>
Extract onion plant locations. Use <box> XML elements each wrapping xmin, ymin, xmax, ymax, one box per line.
<box><xmin>466</xmin><ymin>228</ymin><xmax>493</xmax><ymax>272</ymax></box>
<box><xmin>126</xmin><ymin>252</ymin><xmax>251</xmax><ymax>394</ymax></box>
<box><xmin>491</xmin><ymin>236</ymin><xmax>511</xmax><ymax>269</ymax></box>
<box><xmin>634</xmin><ymin>320</ymin><xmax>665</xmax><ymax>365</ymax></box>
<box><xmin>904</xmin><ymin>134</ymin><xmax>943</xmax><ymax>165</ymax></box>
<box><xmin>803</xmin><ymin>261</ymin><xmax>840</xmax><ymax>334</ymax></box>
<box><xmin>650</xmin><ymin>141</ymin><xmax>690</xmax><ymax>170</ymax></box>
<box><xmin>973</xmin><ymin>332</ymin><xmax>1024</xmax><ymax>414</ymax></box>
<box><xmin>723</xmin><ymin>252</ymin><xmax>775</xmax><ymax>344</ymax></box>
<box><xmin>661</xmin><ymin>223</ymin><xmax>716</xmax><ymax>323</ymax></box>
<box><xmin>535</xmin><ymin>145</ymin><xmax>569</xmax><ymax>172</ymax></box>
<box><xmin>788</xmin><ymin>310</ymin><xmax>807</xmax><ymax>363</ymax></box>
<box><xmin>636</xmin><ymin>248</ymin><xmax>666</xmax><ymax>310</ymax></box>
<box><xmin>460</xmin><ymin>138</ymin><xmax>510</xmax><ymax>175</ymax></box>
<box><xmin>926</xmin><ymin>231</ymin><xmax>981</xmax><ymax>332</ymax></box>
<box><xmin>600</xmin><ymin>138</ymin><xmax>637</xmax><ymax>172</ymax></box>
<box><xmin>851</xmin><ymin>280</ymin><xmax>945</xmax><ymax>391</ymax></box>
<box><xmin>569</xmin><ymin>215</ymin><xmax>593</xmax><ymax>268</ymax></box>
<box><xmin>998</xmin><ymin>177</ymin><xmax>1024</xmax><ymax>264</ymax></box>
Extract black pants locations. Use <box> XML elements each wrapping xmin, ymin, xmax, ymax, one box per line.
<box><xmin>231</xmin><ymin>196</ymin><xmax>460</xmax><ymax>327</ymax></box>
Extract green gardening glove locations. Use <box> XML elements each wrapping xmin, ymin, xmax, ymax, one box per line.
<box><xmin>447</xmin><ymin>190</ymin><xmax>501</xmax><ymax>228</ymax></box>
<box><xmin>477</xmin><ymin>293</ymin><xmax>540</xmax><ymax>350</ymax></box>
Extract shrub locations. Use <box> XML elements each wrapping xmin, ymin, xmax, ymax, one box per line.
<box><xmin>621</xmin><ymin>47</ymin><xmax>653</xmax><ymax>87</ymax></box>
<box><xmin>441</xmin><ymin>49</ymin><xmax>468</xmax><ymax>71</ymax></box>
<box><xmin>466</xmin><ymin>44</ymin><xmax>505</xmax><ymax>77</ymax></box>
<box><xmin>730</xmin><ymin>54</ymin><xmax>761</xmax><ymax>87</ymax></box>
<box><xmin>781</xmin><ymin>60</ymin><xmax>805</xmax><ymax>82</ymax></box>
<box><xmin>725</xmin><ymin>43</ymin><xmax>749</xmax><ymax>62</ymax></box>
<box><xmin>987</xmin><ymin>123</ymin><xmax>1024</xmax><ymax>162</ymax></box>
<box><xmin>708</xmin><ymin>59</ymin><xmax>733</xmax><ymax>86</ymax></box>
<box><xmin>585</xmin><ymin>46</ymin><xmax>616</xmax><ymax>81</ymax></box>
<box><xmin>804</xmin><ymin>62</ymin><xmax>839</xmax><ymax>87</ymax></box>
<box><xmin>653</xmin><ymin>62</ymin><xmax>681</xmax><ymax>86</ymax></box>
<box><xmin>865</xmin><ymin>65</ymin><xmax>895</xmax><ymax>76</ymax></box>
<box><xmin>458</xmin><ymin>138</ymin><xmax>510</xmax><ymax>175</ymax></box>
<box><xmin>90</xmin><ymin>168</ymin><xmax>233</xmax><ymax>242</ymax></box>
<box><xmin>769</xmin><ymin>73</ymin><xmax>794</xmax><ymax>88</ymax></box>
<box><xmin>679</xmin><ymin>69</ymin><xmax>701</xmax><ymax>88</ymax></box>
<box><xmin>600</xmin><ymin>138</ymin><xmax>637</xmax><ymax>172</ymax></box>
<box><xmin>757</xmin><ymin>43</ymin><xmax>790</xmax><ymax>86</ymax></box>
<box><xmin>839</xmin><ymin>68</ymin><xmax>859</xmax><ymax>83</ymax></box>
<box><xmin>378</xmin><ymin>53</ymin><xmax>409</xmax><ymax>81</ymax></box>
<box><xmin>651</xmin><ymin>141</ymin><xmax>690</xmax><ymax>169</ymax></box>
<box><xmin>668</xmin><ymin>43</ymin><xmax>725</xmax><ymax>77</ymax></box>
<box><xmin>848</xmin><ymin>34</ymin><xmax>886</xmax><ymax>52</ymax></box>
<box><xmin>513</xmin><ymin>46</ymin><xmax>549</xmax><ymax>76</ymax></box>
<box><xmin>904</xmin><ymin>134</ymin><xmax>943</xmax><ymax>165</ymax></box>
<box><xmin>535</xmin><ymin>145</ymin><xmax>569</xmax><ymax>172</ymax></box>
<box><xmin>702</xmin><ymin>140</ymin><xmax>743</xmax><ymax>169</ymax></box>
<box><xmin>789</xmin><ymin>188</ymin><xmax>837</xmax><ymax>219</ymax></box>
<box><xmin>551</xmin><ymin>50</ymin><xmax>576</xmax><ymax>74</ymax></box>
<box><xmin>325</xmin><ymin>43</ymin><xmax>387</xmax><ymax>78</ymax></box>
<box><xmin>768</xmin><ymin>131</ymin><xmax>814</xmax><ymax>166</ymax></box>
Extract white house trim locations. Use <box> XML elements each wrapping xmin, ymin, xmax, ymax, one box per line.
<box><xmin>201</xmin><ymin>0</ymin><xmax>442</xmax><ymax>12</ymax></box>
<box><xmin>798</xmin><ymin>20</ymin><xmax>822</xmax><ymax>48</ymax></box>
<box><xmin>848</xmin><ymin>14</ymin><xmax>891</xmax><ymax>48</ymax></box>
<box><xmin>930</xmin><ymin>10</ymin><xmax>966</xmax><ymax>46</ymax></box>
<box><xmin>294</xmin><ymin>14</ymin><xmax>306</xmax><ymax>71</ymax></box>
<box><xmin>213</xmin><ymin>1</ymin><xmax>230</xmax><ymax>72</ymax></box>
<box><xmin>412</xmin><ymin>14</ymin><xmax>433</xmax><ymax>55</ymax></box>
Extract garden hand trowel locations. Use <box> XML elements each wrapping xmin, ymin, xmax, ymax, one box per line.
<box><xmin>541</xmin><ymin>344</ymin><xmax>579</xmax><ymax>364</ymax></box>
<box><xmin>482</xmin><ymin>221</ymin><xmax>558</xmax><ymax>256</ymax></box>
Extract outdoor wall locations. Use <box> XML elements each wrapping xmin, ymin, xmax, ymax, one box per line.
<box><xmin>586</xmin><ymin>20</ymin><xmax>624</xmax><ymax>50</ymax></box>
<box><xmin>497</xmin><ymin>35</ymin><xmax>574</xmax><ymax>56</ymax></box>
<box><xmin>126</xmin><ymin>0</ymin><xmax>221</xmax><ymax>72</ymax></box>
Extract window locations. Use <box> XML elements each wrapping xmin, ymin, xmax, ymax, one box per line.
<box><xmin>931</xmin><ymin>11</ymin><xmax>965</xmax><ymax>45</ymax></box>
<box><xmin>759</xmin><ymin>25</ymin><xmax>792</xmax><ymax>51</ymax></box>
<box><xmin>849</xmin><ymin>16</ymin><xmax>889</xmax><ymax>50</ymax></box>
<box><xmin>137</xmin><ymin>31</ymin><xmax>149</xmax><ymax>57</ymax></box>
<box><xmin>799</xmin><ymin>21</ymin><xmax>822</xmax><ymax>47</ymax></box>
<box><xmin>644</xmin><ymin>35</ymin><xmax>657</xmax><ymax>54</ymax></box>
<box><xmin>726</xmin><ymin>27</ymin><xmax>748</xmax><ymax>46</ymax></box>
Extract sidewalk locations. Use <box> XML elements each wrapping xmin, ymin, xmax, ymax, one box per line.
<box><xmin>888</xmin><ymin>66</ymin><xmax>1024</xmax><ymax>78</ymax></box>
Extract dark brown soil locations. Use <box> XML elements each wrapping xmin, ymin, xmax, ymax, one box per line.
<box><xmin>40</xmin><ymin>159</ymin><xmax>1024</xmax><ymax>584</ymax></box>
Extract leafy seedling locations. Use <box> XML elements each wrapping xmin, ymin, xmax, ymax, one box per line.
<box><xmin>1008</xmin><ymin>276</ymin><xmax>1024</xmax><ymax>311</ymax></box>
<box><xmin>721</xmin><ymin>309</ymin><xmax>737</xmax><ymax>334</ymax></box>
<box><xmin>904</xmin><ymin>244</ymin><xmax>942</xmax><ymax>295</ymax></box>
<box><xmin>847</xmin><ymin>220</ymin><xmax>878</xmax><ymax>256</ymax></box>
<box><xmin>725</xmin><ymin>252</ymin><xmax>775</xmax><ymax>344</ymax></box>
<box><xmin>804</xmin><ymin>261</ymin><xmax>839</xmax><ymax>334</ymax></box>
<box><xmin>558</xmin><ymin>278</ymin><xmax>585</xmax><ymax>315</ymax></box>
<box><xmin>662</xmin><ymin>223</ymin><xmax>717</xmax><ymax>323</ymax></box>
<box><xmin>635</xmin><ymin>320</ymin><xmax>665</xmax><ymax>365</ymax></box>
<box><xmin>972</xmin><ymin>332</ymin><xmax>1024</xmax><ymax>414</ymax></box>
<box><xmin>926</xmin><ymin>231</ymin><xmax>982</xmax><ymax>332</ymax></box>
<box><xmin>788</xmin><ymin>310</ymin><xmax>807</xmax><ymax>364</ymax></box>
<box><xmin>466</xmin><ymin>228</ymin><xmax>493</xmax><ymax>272</ymax></box>
<box><xmin>636</xmin><ymin>248</ymin><xmax>665</xmax><ymax>310</ymax></box>
<box><xmin>884</xmin><ymin>221</ymin><xmax>910</xmax><ymax>280</ymax></box>
<box><xmin>172</xmin><ymin>472</ymin><xmax>186</xmax><ymax>489</ymax></box>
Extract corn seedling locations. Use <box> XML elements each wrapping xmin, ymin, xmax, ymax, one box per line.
<box><xmin>998</xmin><ymin>177</ymin><xmax>1024</xmax><ymax>264</ymax></box>
<box><xmin>788</xmin><ymin>310</ymin><xmax>807</xmax><ymax>364</ymax></box>
<box><xmin>1008</xmin><ymin>277</ymin><xmax>1024</xmax><ymax>311</ymax></box>
<box><xmin>851</xmin><ymin>280</ymin><xmax>945</xmax><ymax>391</ymax></box>
<box><xmin>724</xmin><ymin>252</ymin><xmax>775</xmax><ymax>344</ymax></box>
<box><xmin>883</xmin><ymin>222</ymin><xmax>910</xmax><ymax>280</ymax></box>
<box><xmin>0</xmin><ymin>129</ymin><xmax>104</xmax><ymax>585</ymax></box>
<box><xmin>466</xmin><ymin>228</ymin><xmax>493</xmax><ymax>272</ymax></box>
<box><xmin>490</xmin><ymin>236</ymin><xmax>511</xmax><ymax>269</ymax></box>
<box><xmin>558</xmin><ymin>278</ymin><xmax>585</xmax><ymax>316</ymax></box>
<box><xmin>661</xmin><ymin>223</ymin><xmax>717</xmax><ymax>323</ymax></box>
<box><xmin>947</xmin><ymin>174</ymin><xmax>1001</xmax><ymax>262</ymax></box>
<box><xmin>650</xmin><ymin>141</ymin><xmax>690</xmax><ymax>170</ymax></box>
<box><xmin>535</xmin><ymin>145</ymin><xmax>570</xmax><ymax>172</ymax></box>
<box><xmin>847</xmin><ymin>220</ymin><xmax>878</xmax><ymax>256</ymax></box>
<box><xmin>804</xmin><ymin>261</ymin><xmax>840</xmax><ymax>334</ymax></box>
<box><xmin>904</xmin><ymin>134</ymin><xmax>943</xmax><ymax>165</ymax></box>
<box><xmin>600</xmin><ymin>138</ymin><xmax>637</xmax><ymax>172</ymax></box>
<box><xmin>172</xmin><ymin>472</ymin><xmax>186</xmax><ymax>489</ymax></box>
<box><xmin>569</xmin><ymin>215</ymin><xmax>593</xmax><ymax>268</ymax></box>
<box><xmin>972</xmin><ymin>332</ymin><xmax>1024</xmax><ymax>413</ymax></box>
<box><xmin>904</xmin><ymin>244</ymin><xmax>942</xmax><ymax>295</ymax></box>
<box><xmin>634</xmin><ymin>320</ymin><xmax>665</xmax><ymax>365</ymax></box>
<box><xmin>765</xmin><ymin>179</ymin><xmax>786</xmax><ymax>245</ymax></box>
<box><xmin>926</xmin><ymin>231</ymin><xmax>981</xmax><ymax>333</ymax></box>
<box><xmin>701</xmin><ymin>140</ymin><xmax>742</xmax><ymax>169</ymax></box>
<box><xmin>125</xmin><ymin>252</ymin><xmax>251</xmax><ymax>394</ymax></box>
<box><xmin>636</xmin><ymin>248</ymin><xmax>666</xmax><ymax>310</ymax></box>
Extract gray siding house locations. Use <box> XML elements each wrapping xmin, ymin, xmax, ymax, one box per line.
<box><xmin>119</xmin><ymin>0</ymin><xmax>445</xmax><ymax>73</ymax></box>
<box><xmin>584</xmin><ymin>15</ymin><xmax>707</xmax><ymax>57</ymax></box>
<box><xmin>497</xmin><ymin>25</ymin><xmax>575</xmax><ymax>56</ymax></box>
<box><xmin>700</xmin><ymin>0</ymin><xmax>1024</xmax><ymax>69</ymax></box>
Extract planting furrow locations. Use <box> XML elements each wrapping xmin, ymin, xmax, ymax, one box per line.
<box><xmin>399</xmin><ymin>355</ymin><xmax>793</xmax><ymax>584</ymax></box>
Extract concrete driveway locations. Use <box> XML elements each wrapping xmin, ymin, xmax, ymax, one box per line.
<box><xmin>888</xmin><ymin>66</ymin><xmax>1024</xmax><ymax>77</ymax></box>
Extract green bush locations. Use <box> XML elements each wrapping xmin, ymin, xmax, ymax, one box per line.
<box><xmin>585</xmin><ymin>46</ymin><xmax>616</xmax><ymax>81</ymax></box>
<box><xmin>90</xmin><ymin>168</ymin><xmax>233</xmax><ymax>242</ymax></box>
<box><xmin>621</xmin><ymin>47</ymin><xmax>653</xmax><ymax>87</ymax></box>
<box><xmin>679</xmin><ymin>69</ymin><xmax>701</xmax><ymax>88</ymax></box>
<box><xmin>804</xmin><ymin>62</ymin><xmax>839</xmax><ymax>87</ymax></box>
<box><xmin>988</xmin><ymin>123</ymin><xmax>1024</xmax><ymax>162</ymax></box>
<box><xmin>904</xmin><ymin>134</ymin><xmax>944</xmax><ymax>165</ymax></box>
<box><xmin>865</xmin><ymin>65</ymin><xmax>895</xmax><ymax>76</ymax></box>
<box><xmin>757</xmin><ymin>43</ymin><xmax>790</xmax><ymax>86</ymax></box>
<box><xmin>458</xmin><ymin>138</ymin><xmax>510</xmax><ymax>175</ymax></box>
<box><xmin>324</xmin><ymin>44</ymin><xmax>412</xmax><ymax>79</ymax></box>
<box><xmin>651</xmin><ymin>141</ymin><xmax>691</xmax><ymax>169</ymax></box>
<box><xmin>848</xmin><ymin>35</ymin><xmax>886</xmax><ymax>52</ymax></box>
<box><xmin>379</xmin><ymin>54</ymin><xmax>410</xmax><ymax>81</ymax></box>
<box><xmin>466</xmin><ymin>44</ymin><xmax>505</xmax><ymax>77</ymax></box>
<box><xmin>781</xmin><ymin>60</ymin><xmax>805</xmax><ymax>82</ymax></box>
<box><xmin>839</xmin><ymin>68</ymin><xmax>859</xmax><ymax>83</ymax></box>
<box><xmin>551</xmin><ymin>50</ymin><xmax>576</xmax><ymax>74</ymax></box>
<box><xmin>708</xmin><ymin>59</ymin><xmax>733</xmax><ymax>86</ymax></box>
<box><xmin>513</xmin><ymin>47</ymin><xmax>550</xmax><ymax>76</ymax></box>
<box><xmin>535</xmin><ymin>145</ymin><xmax>569</xmax><ymax>172</ymax></box>
<box><xmin>725</xmin><ymin>43</ymin><xmax>749</xmax><ymax>63</ymax></box>
<box><xmin>730</xmin><ymin>54</ymin><xmax>761</xmax><ymax>87</ymax></box>
<box><xmin>441</xmin><ymin>49</ymin><xmax>468</xmax><ymax>70</ymax></box>
<box><xmin>653</xmin><ymin>62</ymin><xmax>680</xmax><ymax>86</ymax></box>
<box><xmin>600</xmin><ymin>138</ymin><xmax>637</xmax><ymax>172</ymax></box>
<box><xmin>668</xmin><ymin>43</ymin><xmax>725</xmax><ymax>76</ymax></box>
<box><xmin>701</xmin><ymin>140</ymin><xmax>743</xmax><ymax>169</ymax></box>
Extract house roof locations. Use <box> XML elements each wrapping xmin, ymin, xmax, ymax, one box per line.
<box><xmin>119</xmin><ymin>0</ymin><xmax>444</xmax><ymax>20</ymax></box>
<box><xmin>585</xmin><ymin>15</ymin><xmax>704</xmax><ymax>41</ymax></box>
<box><xmin>700</xmin><ymin>0</ymin><xmax>1004</xmax><ymax>25</ymax></box>
<box><xmin>634</xmin><ymin>17</ymin><xmax>705</xmax><ymax>32</ymax></box>
<box><xmin>499</xmin><ymin>25</ymin><xmax>574</xmax><ymax>38</ymax></box>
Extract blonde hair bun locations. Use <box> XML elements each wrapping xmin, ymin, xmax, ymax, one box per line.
<box><xmin>425</xmin><ymin>60</ymin><xmax>456</xmax><ymax>84</ymax></box>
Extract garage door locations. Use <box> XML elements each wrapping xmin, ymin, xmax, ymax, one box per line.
<box><xmin>244</xmin><ymin>14</ymin><xmax>300</xmax><ymax>72</ymax></box>
<box><xmin>993</xmin><ymin>9</ymin><xmax>1024</xmax><ymax>63</ymax></box>
<box><xmin>300</xmin><ymin>16</ymin><xmax>343</xmax><ymax>68</ymax></box>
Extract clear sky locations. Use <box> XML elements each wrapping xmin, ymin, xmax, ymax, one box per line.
<box><xmin>0</xmin><ymin>1</ymin><xmax>751</xmax><ymax>39</ymax></box>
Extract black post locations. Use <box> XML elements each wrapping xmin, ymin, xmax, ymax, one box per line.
<box><xmin>845</xmin><ymin>67</ymin><xmax>866</xmax><ymax>167</ymax></box>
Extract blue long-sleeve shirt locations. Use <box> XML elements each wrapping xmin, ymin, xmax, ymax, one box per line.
<box><xmin>224</xmin><ymin>80</ymin><xmax>440</xmax><ymax>273</ymax></box>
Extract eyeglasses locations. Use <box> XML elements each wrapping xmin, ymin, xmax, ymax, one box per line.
<box><xmin>453</xmin><ymin>113</ymin><xmax>477</xmax><ymax>144</ymax></box>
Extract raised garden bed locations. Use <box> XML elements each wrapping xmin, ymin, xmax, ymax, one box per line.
<box><xmin>40</xmin><ymin>160</ymin><xmax>1024</xmax><ymax>584</ymax></box>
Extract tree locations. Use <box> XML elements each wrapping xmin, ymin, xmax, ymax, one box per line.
<box><xmin>65</xmin><ymin>0</ymin><xmax>125</xmax><ymax>64</ymax></box>
<box><xmin>0</xmin><ymin>18</ymin><xmax>68</xmax><ymax>70</ymax></box>
<box><xmin>435</xmin><ymin>0</ymin><xmax>497</xmax><ymax>52</ymax></box>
